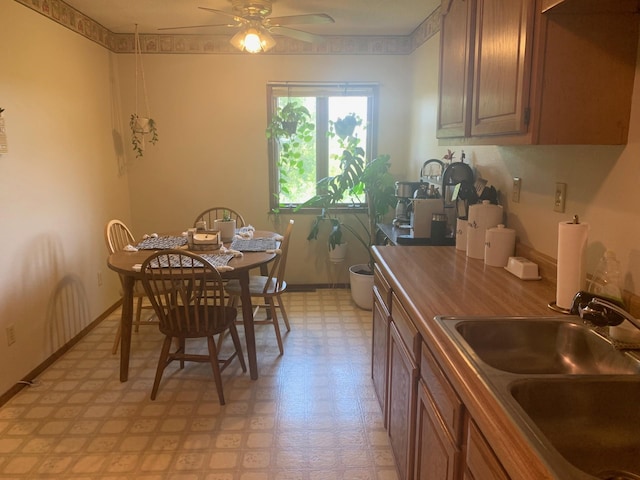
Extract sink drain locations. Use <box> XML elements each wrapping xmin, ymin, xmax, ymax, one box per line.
<box><xmin>598</xmin><ymin>471</ymin><xmax>640</xmax><ymax>480</ymax></box>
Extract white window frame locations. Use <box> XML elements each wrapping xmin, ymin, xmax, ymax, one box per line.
<box><xmin>267</xmin><ymin>82</ymin><xmax>380</xmax><ymax>213</ymax></box>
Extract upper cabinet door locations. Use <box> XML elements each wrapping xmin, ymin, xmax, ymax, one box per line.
<box><xmin>437</xmin><ymin>0</ymin><xmax>477</xmax><ymax>138</ymax></box>
<box><xmin>470</xmin><ymin>0</ymin><xmax>535</xmax><ymax>137</ymax></box>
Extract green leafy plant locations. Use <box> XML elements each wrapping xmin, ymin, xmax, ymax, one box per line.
<box><xmin>266</xmin><ymin>100</ymin><xmax>315</xmax><ymax>203</ymax></box>
<box><xmin>297</xmin><ymin>113</ymin><xmax>396</xmax><ymax>269</ymax></box>
<box><xmin>130</xmin><ymin>114</ymin><xmax>158</xmax><ymax>158</ymax></box>
<box><xmin>222</xmin><ymin>210</ymin><xmax>232</xmax><ymax>221</ymax></box>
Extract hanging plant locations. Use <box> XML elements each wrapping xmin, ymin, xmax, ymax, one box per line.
<box><xmin>265</xmin><ymin>99</ymin><xmax>315</xmax><ymax>203</ymax></box>
<box><xmin>130</xmin><ymin>25</ymin><xmax>158</xmax><ymax>158</ymax></box>
<box><xmin>265</xmin><ymin>101</ymin><xmax>313</xmax><ymax>140</ymax></box>
<box><xmin>130</xmin><ymin>114</ymin><xmax>158</xmax><ymax>158</ymax></box>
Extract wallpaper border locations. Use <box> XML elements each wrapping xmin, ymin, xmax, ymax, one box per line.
<box><xmin>14</xmin><ymin>0</ymin><xmax>440</xmax><ymax>55</ymax></box>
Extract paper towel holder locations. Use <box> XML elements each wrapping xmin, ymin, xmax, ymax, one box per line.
<box><xmin>548</xmin><ymin>301</ymin><xmax>571</xmax><ymax>314</ymax></box>
<box><xmin>548</xmin><ymin>213</ymin><xmax>584</xmax><ymax>314</ymax></box>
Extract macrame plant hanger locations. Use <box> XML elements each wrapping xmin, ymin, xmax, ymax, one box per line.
<box><xmin>130</xmin><ymin>24</ymin><xmax>157</xmax><ymax>157</ymax></box>
<box><xmin>134</xmin><ymin>24</ymin><xmax>151</xmax><ymax>132</ymax></box>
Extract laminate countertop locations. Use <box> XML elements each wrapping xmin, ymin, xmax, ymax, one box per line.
<box><xmin>372</xmin><ymin>245</ymin><xmax>557</xmax><ymax>320</ymax></box>
<box><xmin>372</xmin><ymin>245</ymin><xmax>568</xmax><ymax>480</ymax></box>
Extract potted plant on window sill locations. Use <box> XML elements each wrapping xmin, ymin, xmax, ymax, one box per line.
<box><xmin>298</xmin><ymin>113</ymin><xmax>396</xmax><ymax>309</ymax></box>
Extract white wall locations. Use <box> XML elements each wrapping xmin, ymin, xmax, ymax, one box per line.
<box><xmin>0</xmin><ymin>2</ymin><xmax>131</xmax><ymax>395</ymax></box>
<box><xmin>408</xmin><ymin>34</ymin><xmax>640</xmax><ymax>297</ymax></box>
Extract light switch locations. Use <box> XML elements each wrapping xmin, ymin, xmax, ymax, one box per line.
<box><xmin>554</xmin><ymin>182</ymin><xmax>567</xmax><ymax>213</ymax></box>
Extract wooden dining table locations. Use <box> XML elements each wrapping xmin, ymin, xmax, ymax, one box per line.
<box><xmin>106</xmin><ymin>231</ymin><xmax>278</xmax><ymax>382</ymax></box>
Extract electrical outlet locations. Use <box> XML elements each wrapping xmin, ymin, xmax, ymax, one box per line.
<box><xmin>97</xmin><ymin>271</ymin><xmax>103</xmax><ymax>287</ymax></box>
<box><xmin>6</xmin><ymin>325</ymin><xmax>16</xmax><ymax>346</ymax></box>
<box><xmin>554</xmin><ymin>182</ymin><xmax>567</xmax><ymax>213</ymax></box>
<box><xmin>512</xmin><ymin>177</ymin><xmax>522</xmax><ymax>203</ymax></box>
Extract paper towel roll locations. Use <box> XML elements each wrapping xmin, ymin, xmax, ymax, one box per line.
<box><xmin>556</xmin><ymin>220</ymin><xmax>589</xmax><ymax>310</ymax></box>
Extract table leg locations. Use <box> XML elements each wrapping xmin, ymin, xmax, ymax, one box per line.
<box><xmin>238</xmin><ymin>271</ymin><xmax>258</xmax><ymax>379</ymax></box>
<box><xmin>119</xmin><ymin>276</ymin><xmax>135</xmax><ymax>382</ymax></box>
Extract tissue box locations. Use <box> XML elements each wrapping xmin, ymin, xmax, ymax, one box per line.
<box><xmin>505</xmin><ymin>257</ymin><xmax>540</xmax><ymax>280</ymax></box>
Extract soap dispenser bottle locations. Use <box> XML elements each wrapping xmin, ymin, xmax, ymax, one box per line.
<box><xmin>588</xmin><ymin>250</ymin><xmax>622</xmax><ymax>301</ymax></box>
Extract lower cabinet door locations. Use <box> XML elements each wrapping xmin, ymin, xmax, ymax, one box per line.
<box><xmin>415</xmin><ymin>381</ymin><xmax>461</xmax><ymax>480</ymax></box>
<box><xmin>465</xmin><ymin>419</ymin><xmax>511</xmax><ymax>480</ymax></box>
<box><xmin>372</xmin><ymin>287</ymin><xmax>390</xmax><ymax>423</ymax></box>
<box><xmin>388</xmin><ymin>321</ymin><xmax>418</xmax><ymax>480</ymax></box>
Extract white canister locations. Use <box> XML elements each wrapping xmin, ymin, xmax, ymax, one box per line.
<box><xmin>484</xmin><ymin>224</ymin><xmax>516</xmax><ymax>267</ymax></box>
<box><xmin>455</xmin><ymin>218</ymin><xmax>468</xmax><ymax>251</ymax></box>
<box><xmin>466</xmin><ymin>201</ymin><xmax>503</xmax><ymax>259</ymax></box>
<box><xmin>214</xmin><ymin>218</ymin><xmax>237</xmax><ymax>242</ymax></box>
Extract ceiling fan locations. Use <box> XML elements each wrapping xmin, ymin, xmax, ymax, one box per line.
<box><xmin>159</xmin><ymin>0</ymin><xmax>335</xmax><ymax>53</ymax></box>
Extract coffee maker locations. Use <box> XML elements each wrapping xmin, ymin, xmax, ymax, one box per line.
<box><xmin>393</xmin><ymin>181</ymin><xmax>419</xmax><ymax>226</ymax></box>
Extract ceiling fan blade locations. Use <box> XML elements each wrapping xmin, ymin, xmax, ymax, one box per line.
<box><xmin>198</xmin><ymin>6</ymin><xmax>247</xmax><ymax>24</ymax></box>
<box><xmin>269</xmin><ymin>26</ymin><xmax>327</xmax><ymax>43</ymax></box>
<box><xmin>158</xmin><ymin>22</ymin><xmax>235</xmax><ymax>31</ymax></box>
<box><xmin>267</xmin><ymin>13</ymin><xmax>335</xmax><ymax>27</ymax></box>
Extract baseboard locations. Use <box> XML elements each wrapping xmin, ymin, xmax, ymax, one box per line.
<box><xmin>287</xmin><ymin>284</ymin><xmax>350</xmax><ymax>291</ymax></box>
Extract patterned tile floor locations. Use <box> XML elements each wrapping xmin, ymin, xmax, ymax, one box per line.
<box><xmin>0</xmin><ymin>289</ymin><xmax>399</xmax><ymax>479</ymax></box>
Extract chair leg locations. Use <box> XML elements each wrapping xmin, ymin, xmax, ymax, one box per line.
<box><xmin>207</xmin><ymin>336</ymin><xmax>226</xmax><ymax>405</ymax></box>
<box><xmin>228</xmin><ymin>323</ymin><xmax>247</xmax><ymax>372</ymax></box>
<box><xmin>277</xmin><ymin>295</ymin><xmax>291</xmax><ymax>332</ymax></box>
<box><xmin>134</xmin><ymin>296</ymin><xmax>143</xmax><ymax>332</ymax></box>
<box><xmin>151</xmin><ymin>336</ymin><xmax>173</xmax><ymax>400</ymax></box>
<box><xmin>216</xmin><ymin>331</ymin><xmax>227</xmax><ymax>352</ymax></box>
<box><xmin>178</xmin><ymin>339</ymin><xmax>186</xmax><ymax>369</ymax></box>
<box><xmin>268</xmin><ymin>298</ymin><xmax>284</xmax><ymax>356</ymax></box>
<box><xmin>217</xmin><ymin>294</ymin><xmax>239</xmax><ymax>351</ymax></box>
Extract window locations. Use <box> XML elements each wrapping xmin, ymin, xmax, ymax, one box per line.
<box><xmin>267</xmin><ymin>83</ymin><xmax>379</xmax><ymax>212</ymax></box>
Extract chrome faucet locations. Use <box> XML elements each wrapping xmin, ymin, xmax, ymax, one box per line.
<box><xmin>571</xmin><ymin>290</ymin><xmax>640</xmax><ymax>331</ymax></box>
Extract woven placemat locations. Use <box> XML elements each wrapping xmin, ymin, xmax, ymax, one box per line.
<box><xmin>135</xmin><ymin>235</ymin><xmax>187</xmax><ymax>250</ymax></box>
<box><xmin>230</xmin><ymin>237</ymin><xmax>277</xmax><ymax>252</ymax></box>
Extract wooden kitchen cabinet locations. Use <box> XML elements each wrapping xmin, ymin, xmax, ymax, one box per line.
<box><xmin>471</xmin><ymin>0</ymin><xmax>534</xmax><ymax>137</ymax></box>
<box><xmin>437</xmin><ymin>0</ymin><xmax>476</xmax><ymax>138</ymax></box>
<box><xmin>416</xmin><ymin>386</ymin><xmax>461</xmax><ymax>480</ymax></box>
<box><xmin>387</xmin><ymin>295</ymin><xmax>420</xmax><ymax>480</ymax></box>
<box><xmin>437</xmin><ymin>0</ymin><xmax>640</xmax><ymax>144</ymax></box>
<box><xmin>414</xmin><ymin>343</ymin><xmax>464</xmax><ymax>480</ymax></box>
<box><xmin>464</xmin><ymin>418</ymin><xmax>511</xmax><ymax>480</ymax></box>
<box><xmin>372</xmin><ymin>264</ymin><xmax>391</xmax><ymax>423</ymax></box>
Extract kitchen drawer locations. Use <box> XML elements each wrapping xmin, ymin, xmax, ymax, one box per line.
<box><xmin>374</xmin><ymin>263</ymin><xmax>392</xmax><ymax>311</ymax></box>
<box><xmin>391</xmin><ymin>293</ymin><xmax>420</xmax><ymax>362</ymax></box>
<box><xmin>420</xmin><ymin>341</ymin><xmax>464</xmax><ymax>444</ymax></box>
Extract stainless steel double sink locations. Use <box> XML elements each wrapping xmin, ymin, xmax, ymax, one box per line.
<box><xmin>437</xmin><ymin>316</ymin><xmax>640</xmax><ymax>480</ymax></box>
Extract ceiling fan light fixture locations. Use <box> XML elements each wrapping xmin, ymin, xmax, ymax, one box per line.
<box><xmin>230</xmin><ymin>25</ymin><xmax>275</xmax><ymax>53</ymax></box>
